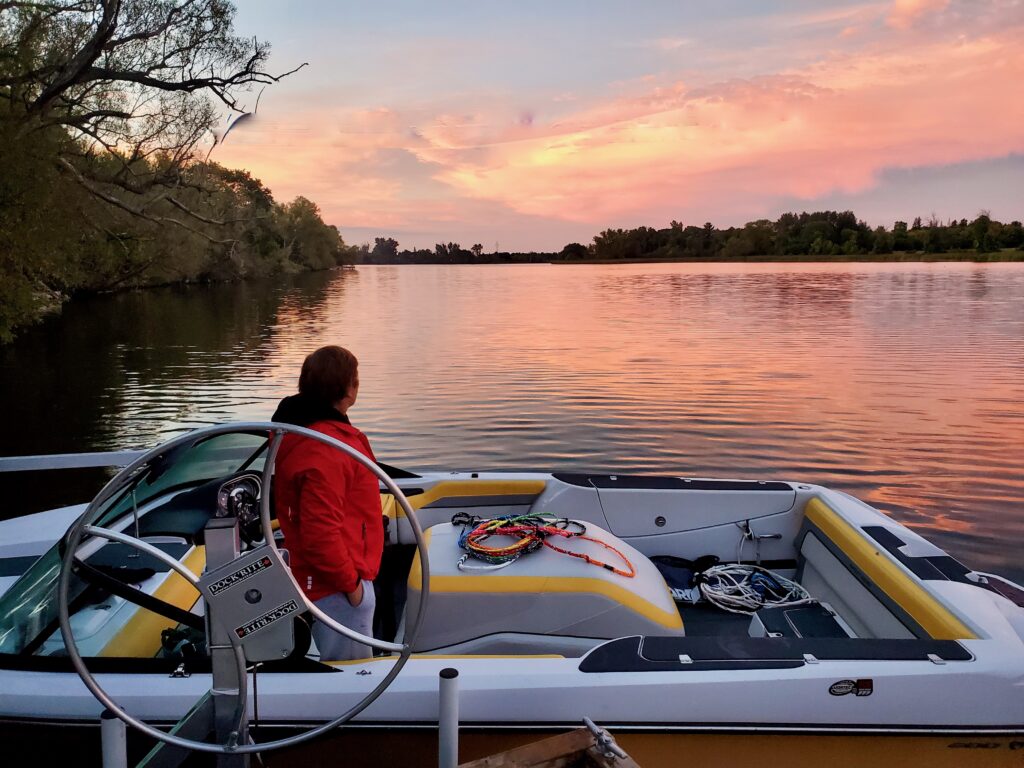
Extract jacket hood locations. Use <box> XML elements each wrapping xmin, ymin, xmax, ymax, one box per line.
<box><xmin>271</xmin><ymin>393</ymin><xmax>351</xmax><ymax>428</ymax></box>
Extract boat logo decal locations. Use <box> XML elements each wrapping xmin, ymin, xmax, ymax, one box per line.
<box><xmin>234</xmin><ymin>599</ymin><xmax>299</xmax><ymax>638</ymax></box>
<box><xmin>209</xmin><ymin>556</ymin><xmax>273</xmax><ymax>596</ymax></box>
<box><xmin>829</xmin><ymin>679</ymin><xmax>873</xmax><ymax>697</ymax></box>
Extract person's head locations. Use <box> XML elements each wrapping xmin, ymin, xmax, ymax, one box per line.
<box><xmin>298</xmin><ymin>346</ymin><xmax>359</xmax><ymax>413</ymax></box>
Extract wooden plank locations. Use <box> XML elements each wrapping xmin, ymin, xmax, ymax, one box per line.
<box><xmin>458</xmin><ymin>728</ymin><xmax>640</xmax><ymax>768</ymax></box>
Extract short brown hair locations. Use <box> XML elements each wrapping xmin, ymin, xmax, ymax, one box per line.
<box><xmin>299</xmin><ymin>346</ymin><xmax>358</xmax><ymax>404</ymax></box>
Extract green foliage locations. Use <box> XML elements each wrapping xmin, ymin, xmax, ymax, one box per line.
<box><xmin>0</xmin><ymin>132</ymin><xmax>352</xmax><ymax>341</ymax></box>
<box><xmin>360</xmin><ymin>210</ymin><xmax>1024</xmax><ymax>266</ymax></box>
<box><xmin>560</xmin><ymin>242</ymin><xmax>589</xmax><ymax>260</ymax></box>
<box><xmin>0</xmin><ymin>0</ymin><xmax>348</xmax><ymax>342</ymax></box>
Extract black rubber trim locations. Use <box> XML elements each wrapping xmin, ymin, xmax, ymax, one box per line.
<box><xmin>0</xmin><ymin>556</ymin><xmax>39</xmax><ymax>578</ymax></box>
<box><xmin>579</xmin><ymin>635</ymin><xmax>972</xmax><ymax>672</ymax></box>
<box><xmin>380</xmin><ymin>488</ymin><xmax>424</xmax><ymax>498</ymax></box>
<box><xmin>861</xmin><ymin>526</ymin><xmax>994</xmax><ymax>591</ymax></box>
<box><xmin>377</xmin><ymin>462</ymin><xmax>421</xmax><ymax>479</ymax></box>
<box><xmin>552</xmin><ymin>474</ymin><xmax>793</xmax><ymax>491</ymax></box>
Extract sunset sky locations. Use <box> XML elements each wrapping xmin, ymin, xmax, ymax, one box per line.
<box><xmin>217</xmin><ymin>1</ymin><xmax>1024</xmax><ymax>251</ymax></box>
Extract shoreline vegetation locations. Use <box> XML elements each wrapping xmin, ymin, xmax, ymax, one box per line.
<box><xmin>0</xmin><ymin>1</ymin><xmax>354</xmax><ymax>344</ymax></box>
<box><xmin>357</xmin><ymin>211</ymin><xmax>1024</xmax><ymax>265</ymax></box>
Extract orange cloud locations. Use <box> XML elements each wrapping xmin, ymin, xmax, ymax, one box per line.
<box><xmin>406</xmin><ymin>30</ymin><xmax>1024</xmax><ymax>224</ymax></box>
<box><xmin>887</xmin><ymin>0</ymin><xmax>952</xmax><ymax>28</ymax></box>
<box><xmin>213</xmin><ymin>6</ymin><xmax>1024</xmax><ymax>243</ymax></box>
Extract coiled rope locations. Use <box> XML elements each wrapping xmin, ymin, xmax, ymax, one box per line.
<box><xmin>452</xmin><ymin>513</ymin><xmax>636</xmax><ymax>578</ymax></box>
<box><xmin>697</xmin><ymin>563</ymin><xmax>812</xmax><ymax>614</ymax></box>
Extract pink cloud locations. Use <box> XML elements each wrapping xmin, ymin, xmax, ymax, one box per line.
<box><xmin>213</xmin><ymin>7</ymin><xmax>1024</xmax><ymax>246</ymax></box>
<box><xmin>887</xmin><ymin>0</ymin><xmax>952</xmax><ymax>28</ymax></box>
<box><xmin>400</xmin><ymin>30</ymin><xmax>1024</xmax><ymax>226</ymax></box>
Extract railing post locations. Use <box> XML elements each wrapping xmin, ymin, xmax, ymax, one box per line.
<box><xmin>101</xmin><ymin>709</ymin><xmax>128</xmax><ymax>768</ymax></box>
<box><xmin>438</xmin><ymin>667</ymin><xmax>460</xmax><ymax>768</ymax></box>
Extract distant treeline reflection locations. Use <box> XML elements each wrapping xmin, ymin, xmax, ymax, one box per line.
<box><xmin>360</xmin><ymin>211</ymin><xmax>1024</xmax><ymax>265</ymax></box>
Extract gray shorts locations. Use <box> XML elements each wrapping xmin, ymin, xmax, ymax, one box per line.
<box><xmin>311</xmin><ymin>580</ymin><xmax>376</xmax><ymax>661</ymax></box>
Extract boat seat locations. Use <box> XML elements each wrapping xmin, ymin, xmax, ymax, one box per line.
<box><xmin>405</xmin><ymin>521</ymin><xmax>684</xmax><ymax>652</ymax></box>
<box><xmin>795</xmin><ymin>498</ymin><xmax>975</xmax><ymax>640</ymax></box>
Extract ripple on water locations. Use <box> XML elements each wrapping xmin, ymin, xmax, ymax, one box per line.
<box><xmin>1</xmin><ymin>262</ymin><xmax>1022</xmax><ymax>581</ymax></box>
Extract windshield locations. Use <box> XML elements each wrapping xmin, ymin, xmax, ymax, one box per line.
<box><xmin>0</xmin><ymin>430</ymin><xmax>267</xmax><ymax>658</ymax></box>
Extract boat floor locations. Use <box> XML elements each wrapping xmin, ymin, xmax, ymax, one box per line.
<box><xmin>676</xmin><ymin>603</ymin><xmax>752</xmax><ymax>637</ymax></box>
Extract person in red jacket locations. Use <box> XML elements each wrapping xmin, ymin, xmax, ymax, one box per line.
<box><xmin>271</xmin><ymin>345</ymin><xmax>383</xmax><ymax>661</ymax></box>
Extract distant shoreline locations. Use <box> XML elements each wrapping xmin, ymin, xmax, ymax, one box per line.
<box><xmin>558</xmin><ymin>249</ymin><xmax>1024</xmax><ymax>265</ymax></box>
<box><xmin>365</xmin><ymin>249</ymin><xmax>1024</xmax><ymax>266</ymax></box>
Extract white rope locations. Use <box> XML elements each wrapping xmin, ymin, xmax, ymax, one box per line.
<box><xmin>698</xmin><ymin>564</ymin><xmax>813</xmax><ymax>614</ymax></box>
<box><xmin>456</xmin><ymin>553</ymin><xmax>518</xmax><ymax>572</ymax></box>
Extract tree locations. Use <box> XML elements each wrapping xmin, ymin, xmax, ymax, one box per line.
<box><xmin>279</xmin><ymin>197</ymin><xmax>345</xmax><ymax>270</ymax></box>
<box><xmin>559</xmin><ymin>242</ymin><xmax>589</xmax><ymax>260</ymax></box>
<box><xmin>470</xmin><ymin>243</ymin><xmax>483</xmax><ymax>259</ymax></box>
<box><xmin>872</xmin><ymin>226</ymin><xmax>893</xmax><ymax>254</ymax></box>
<box><xmin>371</xmin><ymin>237</ymin><xmax>399</xmax><ymax>262</ymax></box>
<box><xmin>971</xmin><ymin>213</ymin><xmax>994</xmax><ymax>254</ymax></box>
<box><xmin>1</xmin><ymin>0</ymin><xmax>304</xmax><ymax>234</ymax></box>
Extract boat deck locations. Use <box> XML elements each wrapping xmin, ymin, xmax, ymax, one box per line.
<box><xmin>676</xmin><ymin>603</ymin><xmax>752</xmax><ymax>637</ymax></box>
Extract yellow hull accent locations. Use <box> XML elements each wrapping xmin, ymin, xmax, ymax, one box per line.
<box><xmin>408</xmin><ymin>528</ymin><xmax>681</xmax><ymax>630</ymax></box>
<box><xmin>99</xmin><ymin>546</ymin><xmax>206</xmax><ymax>658</ymax></box>
<box><xmin>806</xmin><ymin>498</ymin><xmax>977</xmax><ymax>640</ymax></box>
<box><xmin>325</xmin><ymin>654</ymin><xmax>565</xmax><ymax>666</ymax></box>
<box><xmin>420</xmin><ymin>574</ymin><xmax>682</xmax><ymax>630</ymax></box>
<box><xmin>393</xmin><ymin>479</ymin><xmax>547</xmax><ymax>516</ymax></box>
<box><xmin>260</xmin><ymin>725</ymin><xmax>1024</xmax><ymax>768</ymax></box>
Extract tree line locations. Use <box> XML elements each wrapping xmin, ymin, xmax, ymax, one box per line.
<box><xmin>1</xmin><ymin>1</ymin><xmax>353</xmax><ymax>343</ymax></box>
<box><xmin>360</xmin><ymin>211</ymin><xmax>1023</xmax><ymax>265</ymax></box>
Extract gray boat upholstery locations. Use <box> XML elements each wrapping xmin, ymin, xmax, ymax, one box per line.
<box><xmin>405</xmin><ymin>521</ymin><xmax>685</xmax><ymax>653</ymax></box>
<box><xmin>797</xmin><ymin>531</ymin><xmax>915</xmax><ymax>638</ymax></box>
<box><xmin>795</xmin><ymin>497</ymin><xmax>976</xmax><ymax>640</ymax></box>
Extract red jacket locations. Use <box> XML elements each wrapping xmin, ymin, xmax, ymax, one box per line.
<box><xmin>273</xmin><ymin>419</ymin><xmax>383</xmax><ymax>601</ymax></box>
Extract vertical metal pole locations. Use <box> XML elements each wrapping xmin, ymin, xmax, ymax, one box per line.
<box><xmin>438</xmin><ymin>668</ymin><xmax>459</xmax><ymax>768</ymax></box>
<box><xmin>204</xmin><ymin>517</ymin><xmax>249</xmax><ymax>768</ymax></box>
<box><xmin>101</xmin><ymin>709</ymin><xmax>128</xmax><ymax>768</ymax></box>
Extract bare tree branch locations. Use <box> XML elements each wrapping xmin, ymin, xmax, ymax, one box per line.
<box><xmin>58</xmin><ymin>156</ymin><xmax>236</xmax><ymax>244</ymax></box>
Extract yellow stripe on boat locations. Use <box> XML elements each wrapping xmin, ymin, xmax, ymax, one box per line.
<box><xmin>99</xmin><ymin>545</ymin><xmax>206</xmax><ymax>658</ymax></box>
<box><xmin>805</xmin><ymin>498</ymin><xmax>976</xmax><ymax>640</ymax></box>
<box><xmin>408</xmin><ymin>531</ymin><xmax>682</xmax><ymax>631</ymax></box>
<box><xmin>325</xmin><ymin>654</ymin><xmax>565</xmax><ymax>666</ymax></box>
<box><xmin>395</xmin><ymin>480</ymin><xmax>547</xmax><ymax>516</ymax></box>
<box><xmin>380</xmin><ymin>493</ymin><xmax>397</xmax><ymax>534</ymax></box>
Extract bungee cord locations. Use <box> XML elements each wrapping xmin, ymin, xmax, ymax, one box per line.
<box><xmin>452</xmin><ymin>513</ymin><xmax>636</xmax><ymax>578</ymax></box>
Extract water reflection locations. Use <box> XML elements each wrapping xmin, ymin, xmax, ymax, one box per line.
<box><xmin>2</xmin><ymin>262</ymin><xmax>1022</xmax><ymax>581</ymax></box>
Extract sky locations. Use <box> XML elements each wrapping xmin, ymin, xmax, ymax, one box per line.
<box><xmin>215</xmin><ymin>1</ymin><xmax>1024</xmax><ymax>251</ymax></box>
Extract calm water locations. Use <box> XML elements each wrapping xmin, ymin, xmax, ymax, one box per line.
<box><xmin>2</xmin><ymin>263</ymin><xmax>1023</xmax><ymax>581</ymax></box>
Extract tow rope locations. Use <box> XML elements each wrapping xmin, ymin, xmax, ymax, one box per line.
<box><xmin>697</xmin><ymin>563</ymin><xmax>812</xmax><ymax>614</ymax></box>
<box><xmin>452</xmin><ymin>513</ymin><xmax>636</xmax><ymax>578</ymax></box>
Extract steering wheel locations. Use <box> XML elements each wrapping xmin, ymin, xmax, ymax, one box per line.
<box><xmin>57</xmin><ymin>422</ymin><xmax>430</xmax><ymax>756</ymax></box>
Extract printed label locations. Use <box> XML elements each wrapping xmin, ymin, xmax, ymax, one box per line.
<box><xmin>829</xmin><ymin>679</ymin><xmax>873</xmax><ymax>697</ymax></box>
<box><xmin>208</xmin><ymin>556</ymin><xmax>273</xmax><ymax>596</ymax></box>
<box><xmin>234</xmin><ymin>599</ymin><xmax>299</xmax><ymax>638</ymax></box>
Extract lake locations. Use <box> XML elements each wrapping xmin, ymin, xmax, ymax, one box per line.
<box><xmin>2</xmin><ymin>262</ymin><xmax>1022</xmax><ymax>581</ymax></box>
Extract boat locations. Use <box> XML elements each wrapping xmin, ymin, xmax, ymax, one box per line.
<box><xmin>0</xmin><ymin>422</ymin><xmax>1022</xmax><ymax>767</ymax></box>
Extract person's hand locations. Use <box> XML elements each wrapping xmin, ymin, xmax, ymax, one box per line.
<box><xmin>345</xmin><ymin>581</ymin><xmax>364</xmax><ymax>607</ymax></box>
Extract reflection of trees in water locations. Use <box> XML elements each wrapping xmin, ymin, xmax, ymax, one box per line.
<box><xmin>0</xmin><ymin>271</ymin><xmax>341</xmax><ymax>518</ymax></box>
<box><xmin>592</xmin><ymin>269</ymin><xmax>858</xmax><ymax>326</ymax></box>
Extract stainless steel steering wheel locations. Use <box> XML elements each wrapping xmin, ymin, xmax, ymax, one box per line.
<box><xmin>57</xmin><ymin>422</ymin><xmax>430</xmax><ymax>756</ymax></box>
